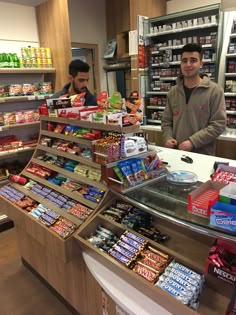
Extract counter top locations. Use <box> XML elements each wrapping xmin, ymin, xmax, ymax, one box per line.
<box><xmin>150</xmin><ymin>146</ymin><xmax>236</xmax><ymax>183</ymax></box>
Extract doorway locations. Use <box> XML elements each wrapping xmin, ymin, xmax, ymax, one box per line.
<box><xmin>71</xmin><ymin>42</ymin><xmax>100</xmax><ymax>95</ymax></box>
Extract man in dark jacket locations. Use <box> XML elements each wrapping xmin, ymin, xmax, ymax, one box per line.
<box><xmin>52</xmin><ymin>59</ymin><xmax>97</xmax><ymax>106</ymax></box>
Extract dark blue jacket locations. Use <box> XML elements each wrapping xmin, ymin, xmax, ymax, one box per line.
<box><xmin>51</xmin><ymin>82</ymin><xmax>97</xmax><ymax>106</ymax></box>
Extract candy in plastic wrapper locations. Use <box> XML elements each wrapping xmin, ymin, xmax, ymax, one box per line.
<box><xmin>124</xmin><ymin>231</ymin><xmax>147</xmax><ymax>245</ymax></box>
<box><xmin>112</xmin><ymin>244</ymin><xmax>137</xmax><ymax>260</ymax></box>
<box><xmin>158</xmin><ymin>274</ymin><xmax>198</xmax><ymax>296</ymax></box>
<box><xmin>109</xmin><ymin>249</ymin><xmax>132</xmax><ymax>266</ymax></box>
<box><xmin>142</xmin><ymin>249</ymin><xmax>168</xmax><ymax>264</ymax></box>
<box><xmin>156</xmin><ymin>276</ymin><xmax>195</xmax><ymax>303</ymax></box>
<box><xmin>120</xmin><ymin>235</ymin><xmax>145</xmax><ymax>250</ymax></box>
<box><xmin>140</xmin><ymin>256</ymin><xmax>165</xmax><ymax>272</ymax></box>
<box><xmin>133</xmin><ymin>262</ymin><xmax>159</xmax><ymax>283</ymax></box>
<box><xmin>168</xmin><ymin>261</ymin><xmax>202</xmax><ymax>281</ymax></box>
<box><xmin>156</xmin><ymin>281</ymin><xmax>190</xmax><ymax>305</ymax></box>
<box><xmin>164</xmin><ymin>267</ymin><xmax>202</xmax><ymax>288</ymax></box>
<box><xmin>50</xmin><ymin>225</ymin><xmax>70</xmax><ymax>239</ymax></box>
<box><xmin>117</xmin><ymin>240</ymin><xmax>139</xmax><ymax>255</ymax></box>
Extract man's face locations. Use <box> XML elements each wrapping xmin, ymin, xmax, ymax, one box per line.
<box><xmin>70</xmin><ymin>72</ymin><xmax>89</xmax><ymax>94</ymax></box>
<box><xmin>180</xmin><ymin>51</ymin><xmax>203</xmax><ymax>79</ymax></box>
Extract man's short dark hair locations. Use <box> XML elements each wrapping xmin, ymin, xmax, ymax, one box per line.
<box><xmin>69</xmin><ymin>59</ymin><xmax>90</xmax><ymax>77</ymax></box>
<box><xmin>181</xmin><ymin>43</ymin><xmax>203</xmax><ymax>60</ymax></box>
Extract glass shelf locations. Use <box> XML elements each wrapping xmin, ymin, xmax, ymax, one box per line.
<box><xmin>119</xmin><ymin>177</ymin><xmax>236</xmax><ymax>242</ymax></box>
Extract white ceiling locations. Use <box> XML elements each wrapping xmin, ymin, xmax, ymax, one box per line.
<box><xmin>0</xmin><ymin>0</ymin><xmax>47</xmax><ymax>6</ymax></box>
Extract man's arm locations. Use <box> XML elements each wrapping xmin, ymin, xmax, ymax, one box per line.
<box><xmin>189</xmin><ymin>86</ymin><xmax>227</xmax><ymax>149</ymax></box>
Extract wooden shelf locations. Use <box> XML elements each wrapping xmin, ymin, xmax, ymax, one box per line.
<box><xmin>40</xmin><ymin>116</ymin><xmax>140</xmax><ymax>134</ymax></box>
<box><xmin>76</xmin><ymin>212</ymin><xmax>229</xmax><ymax>315</ymax></box>
<box><xmin>11</xmin><ymin>183</ymin><xmax>82</xmax><ymax>226</ymax></box>
<box><xmin>0</xmin><ymin>68</ymin><xmax>56</xmax><ymax>74</ymax></box>
<box><xmin>31</xmin><ymin>157</ymin><xmax>106</xmax><ymax>191</ymax></box>
<box><xmin>40</xmin><ymin>130</ymin><xmax>92</xmax><ymax>147</ymax></box>
<box><xmin>0</xmin><ymin>121</ymin><xmax>40</xmax><ymax>131</ymax></box>
<box><xmin>0</xmin><ymin>146</ymin><xmax>36</xmax><ymax>160</ymax></box>
<box><xmin>21</xmin><ymin>170</ymin><xmax>97</xmax><ymax>209</ymax></box>
<box><xmin>37</xmin><ymin>144</ymin><xmax>101</xmax><ymax>169</ymax></box>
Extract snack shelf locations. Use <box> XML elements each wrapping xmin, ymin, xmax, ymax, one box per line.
<box><xmin>159</xmin><ymin>76</ymin><xmax>177</xmax><ymax>81</ymax></box>
<box><xmin>108</xmin><ymin>169</ymin><xmax>167</xmax><ymax>194</ymax></box>
<box><xmin>105</xmin><ymin>150</ymin><xmax>157</xmax><ymax>168</ymax></box>
<box><xmin>151</xmin><ymin>61</ymin><xmax>181</xmax><ymax>67</ymax></box>
<box><xmin>31</xmin><ymin>157</ymin><xmax>107</xmax><ymax>191</ymax></box>
<box><xmin>21</xmin><ymin>170</ymin><xmax>97</xmax><ymax>210</ymax></box>
<box><xmin>159</xmin><ymin>44</ymin><xmax>184</xmax><ymax>51</ymax></box>
<box><xmin>0</xmin><ymin>192</ymin><xmax>76</xmax><ymax>263</ymax></box>
<box><xmin>40</xmin><ymin>130</ymin><xmax>92</xmax><ymax>147</ymax></box>
<box><xmin>0</xmin><ymin>121</ymin><xmax>40</xmax><ymax>131</ymax></box>
<box><xmin>40</xmin><ymin>116</ymin><xmax>140</xmax><ymax>134</ymax></box>
<box><xmin>0</xmin><ymin>146</ymin><xmax>36</xmax><ymax>160</ymax></box>
<box><xmin>11</xmin><ymin>182</ymin><xmax>83</xmax><ymax>226</ymax></box>
<box><xmin>0</xmin><ymin>68</ymin><xmax>56</xmax><ymax>74</ymax></box>
<box><xmin>0</xmin><ymin>94</ymin><xmax>53</xmax><ymax>103</ymax></box>
<box><xmin>37</xmin><ymin>144</ymin><xmax>101</xmax><ymax>170</ymax></box>
<box><xmin>145</xmin><ymin>22</ymin><xmax>218</xmax><ymax>38</ymax></box>
<box><xmin>75</xmin><ymin>206</ymin><xmax>229</xmax><ymax>315</ymax></box>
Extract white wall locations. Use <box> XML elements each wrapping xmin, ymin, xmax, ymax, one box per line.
<box><xmin>0</xmin><ymin>2</ymin><xmax>39</xmax><ymax>54</ymax></box>
<box><xmin>167</xmin><ymin>0</ymin><xmax>220</xmax><ymax>14</ymax></box>
<box><xmin>68</xmin><ymin>0</ymin><xmax>107</xmax><ymax>91</ymax></box>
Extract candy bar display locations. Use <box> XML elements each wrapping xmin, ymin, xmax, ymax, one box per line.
<box><xmin>156</xmin><ymin>261</ymin><xmax>204</xmax><ymax>310</ymax></box>
<box><xmin>86</xmin><ymin>227</ymin><xmax>203</xmax><ymax>309</ymax></box>
<box><xmin>112</xmin><ymin>154</ymin><xmax>165</xmax><ymax>187</ymax></box>
<box><xmin>34</xmin><ymin>153</ymin><xmax>102</xmax><ymax>182</ymax></box>
<box><xmin>206</xmin><ymin>240</ymin><xmax>236</xmax><ymax>285</ymax></box>
<box><xmin>102</xmin><ymin>200</ymin><xmax>169</xmax><ymax>243</ymax></box>
<box><xmin>23</xmin><ymin>180</ymin><xmax>93</xmax><ymax>221</ymax></box>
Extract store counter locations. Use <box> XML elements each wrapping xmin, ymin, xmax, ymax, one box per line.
<box><xmin>81</xmin><ymin>146</ymin><xmax>236</xmax><ymax>315</ymax></box>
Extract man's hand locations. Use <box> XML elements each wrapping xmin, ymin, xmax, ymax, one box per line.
<box><xmin>165</xmin><ymin>138</ymin><xmax>178</xmax><ymax>148</ymax></box>
<box><xmin>178</xmin><ymin>140</ymin><xmax>193</xmax><ymax>151</ymax></box>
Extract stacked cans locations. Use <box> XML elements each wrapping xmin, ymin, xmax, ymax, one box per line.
<box><xmin>20</xmin><ymin>47</ymin><xmax>53</xmax><ymax>68</ymax></box>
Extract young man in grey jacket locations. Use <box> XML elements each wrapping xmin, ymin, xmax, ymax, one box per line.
<box><xmin>161</xmin><ymin>43</ymin><xmax>226</xmax><ymax>155</ymax></box>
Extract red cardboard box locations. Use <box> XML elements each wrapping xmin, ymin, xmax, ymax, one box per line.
<box><xmin>205</xmin><ymin>239</ymin><xmax>236</xmax><ymax>285</ymax></box>
<box><xmin>188</xmin><ymin>180</ymin><xmax>226</xmax><ymax>217</ymax></box>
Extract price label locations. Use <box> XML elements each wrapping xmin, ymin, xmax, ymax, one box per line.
<box><xmin>37</xmin><ymin>95</ymin><xmax>45</xmax><ymax>100</ymax></box>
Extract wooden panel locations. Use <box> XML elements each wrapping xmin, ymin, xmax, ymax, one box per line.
<box><xmin>129</xmin><ymin>0</ymin><xmax>166</xmax><ymax>90</ymax></box>
<box><xmin>216</xmin><ymin>139</ymin><xmax>236</xmax><ymax>160</ymax></box>
<box><xmin>129</xmin><ymin>0</ymin><xmax>166</xmax><ymax>30</ymax></box>
<box><xmin>105</xmin><ymin>0</ymin><xmax>130</xmax><ymax>39</ymax></box>
<box><xmin>36</xmin><ymin>0</ymin><xmax>72</xmax><ymax>92</ymax></box>
<box><xmin>16</xmin><ymin>226</ymin><xmax>88</xmax><ymax>315</ymax></box>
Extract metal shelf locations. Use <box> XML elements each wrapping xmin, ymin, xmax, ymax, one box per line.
<box><xmin>226</xmin><ymin>53</ymin><xmax>236</xmax><ymax>58</ymax></box>
<box><xmin>224</xmin><ymin>93</ymin><xmax>236</xmax><ymax>97</ymax></box>
<box><xmin>0</xmin><ymin>121</ymin><xmax>40</xmax><ymax>131</ymax></box>
<box><xmin>226</xmin><ymin>110</ymin><xmax>236</xmax><ymax>115</ymax></box>
<box><xmin>225</xmin><ymin>73</ymin><xmax>236</xmax><ymax>77</ymax></box>
<box><xmin>146</xmin><ymin>22</ymin><xmax>218</xmax><ymax>38</ymax></box>
<box><xmin>0</xmin><ymin>68</ymin><xmax>56</xmax><ymax>74</ymax></box>
<box><xmin>147</xmin><ymin>91</ymin><xmax>168</xmax><ymax>95</ymax></box>
<box><xmin>147</xmin><ymin>106</ymin><xmax>165</xmax><ymax>110</ymax></box>
<box><xmin>147</xmin><ymin>119</ymin><xmax>161</xmax><ymax>123</ymax></box>
<box><xmin>0</xmin><ymin>146</ymin><xmax>36</xmax><ymax>160</ymax></box>
<box><xmin>230</xmin><ymin>33</ymin><xmax>236</xmax><ymax>38</ymax></box>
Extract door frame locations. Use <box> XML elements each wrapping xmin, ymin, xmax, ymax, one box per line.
<box><xmin>71</xmin><ymin>42</ymin><xmax>101</xmax><ymax>95</ymax></box>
